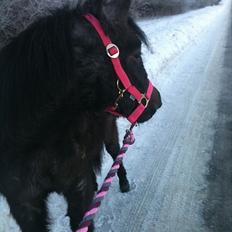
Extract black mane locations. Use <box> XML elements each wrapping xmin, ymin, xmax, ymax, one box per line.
<box><xmin>0</xmin><ymin>9</ymin><xmax>70</xmax><ymax>130</ymax></box>
<box><xmin>128</xmin><ymin>17</ymin><xmax>149</xmax><ymax>47</ymax></box>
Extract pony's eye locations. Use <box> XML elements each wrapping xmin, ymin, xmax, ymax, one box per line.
<box><xmin>134</xmin><ymin>52</ymin><xmax>142</xmax><ymax>61</ymax></box>
<box><xmin>134</xmin><ymin>54</ymin><xmax>140</xmax><ymax>59</ymax></box>
<box><xmin>132</xmin><ymin>49</ymin><xmax>141</xmax><ymax>58</ymax></box>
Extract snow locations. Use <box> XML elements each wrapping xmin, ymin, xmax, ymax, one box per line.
<box><xmin>0</xmin><ymin>1</ymin><xmax>231</xmax><ymax>231</ymax></box>
<box><xmin>140</xmin><ymin>0</ymin><xmax>228</xmax><ymax>80</ymax></box>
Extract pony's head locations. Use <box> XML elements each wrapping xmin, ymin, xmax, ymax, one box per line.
<box><xmin>73</xmin><ymin>0</ymin><xmax>162</xmax><ymax>123</ymax></box>
<box><xmin>0</xmin><ymin>0</ymin><xmax>161</xmax><ymax>142</ymax></box>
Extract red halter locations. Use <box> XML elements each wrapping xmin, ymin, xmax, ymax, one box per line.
<box><xmin>84</xmin><ymin>14</ymin><xmax>154</xmax><ymax>125</ymax></box>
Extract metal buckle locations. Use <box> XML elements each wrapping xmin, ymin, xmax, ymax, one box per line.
<box><xmin>112</xmin><ymin>80</ymin><xmax>126</xmax><ymax>110</ymax></box>
<box><xmin>138</xmin><ymin>94</ymin><xmax>149</xmax><ymax>108</ymax></box>
<box><xmin>106</xmin><ymin>43</ymin><xmax>120</xmax><ymax>59</ymax></box>
<box><xmin>116</xmin><ymin>80</ymin><xmax>125</xmax><ymax>94</ymax></box>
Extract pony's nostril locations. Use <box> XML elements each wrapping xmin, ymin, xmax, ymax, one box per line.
<box><xmin>155</xmin><ymin>101</ymin><xmax>162</xmax><ymax>110</ymax></box>
<box><xmin>153</xmin><ymin>90</ymin><xmax>162</xmax><ymax>110</ymax></box>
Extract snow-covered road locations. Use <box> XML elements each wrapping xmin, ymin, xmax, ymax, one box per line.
<box><xmin>0</xmin><ymin>1</ymin><xmax>231</xmax><ymax>232</ymax></box>
<box><xmin>94</xmin><ymin>1</ymin><xmax>232</xmax><ymax>232</ymax></box>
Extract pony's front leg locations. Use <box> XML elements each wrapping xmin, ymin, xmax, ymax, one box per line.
<box><xmin>105</xmin><ymin>116</ymin><xmax>130</xmax><ymax>193</ymax></box>
<box><xmin>64</xmin><ymin>177</ymin><xmax>96</xmax><ymax>232</ymax></box>
<box><xmin>105</xmin><ymin>141</ymin><xmax>130</xmax><ymax>193</ymax></box>
<box><xmin>6</xmin><ymin>192</ymin><xmax>48</xmax><ymax>232</ymax></box>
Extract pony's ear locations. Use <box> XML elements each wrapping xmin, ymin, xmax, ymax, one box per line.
<box><xmin>101</xmin><ymin>0</ymin><xmax>131</xmax><ymax>25</ymax></box>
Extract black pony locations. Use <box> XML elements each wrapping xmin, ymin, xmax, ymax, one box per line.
<box><xmin>0</xmin><ymin>0</ymin><xmax>161</xmax><ymax>231</ymax></box>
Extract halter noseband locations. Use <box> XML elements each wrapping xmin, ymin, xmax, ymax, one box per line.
<box><xmin>84</xmin><ymin>14</ymin><xmax>154</xmax><ymax>125</ymax></box>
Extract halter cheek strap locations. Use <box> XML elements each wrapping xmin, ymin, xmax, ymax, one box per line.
<box><xmin>84</xmin><ymin>14</ymin><xmax>154</xmax><ymax>125</ymax></box>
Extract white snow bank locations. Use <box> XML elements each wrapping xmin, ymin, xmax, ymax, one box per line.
<box><xmin>140</xmin><ymin>0</ymin><xmax>229</xmax><ymax>82</ymax></box>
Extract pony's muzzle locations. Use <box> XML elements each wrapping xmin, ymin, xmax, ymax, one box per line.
<box><xmin>137</xmin><ymin>87</ymin><xmax>162</xmax><ymax>123</ymax></box>
<box><xmin>153</xmin><ymin>87</ymin><xmax>162</xmax><ymax>110</ymax></box>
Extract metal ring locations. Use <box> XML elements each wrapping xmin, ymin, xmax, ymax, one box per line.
<box><xmin>106</xmin><ymin>43</ymin><xmax>120</xmax><ymax>59</ymax></box>
<box><xmin>138</xmin><ymin>94</ymin><xmax>149</xmax><ymax>108</ymax></box>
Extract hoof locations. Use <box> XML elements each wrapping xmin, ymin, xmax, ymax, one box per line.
<box><xmin>119</xmin><ymin>179</ymin><xmax>130</xmax><ymax>193</ymax></box>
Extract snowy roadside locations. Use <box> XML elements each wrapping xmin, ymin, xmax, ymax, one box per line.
<box><xmin>0</xmin><ymin>1</ymin><xmax>230</xmax><ymax>232</ymax></box>
<box><xmin>140</xmin><ymin>0</ymin><xmax>229</xmax><ymax>80</ymax></box>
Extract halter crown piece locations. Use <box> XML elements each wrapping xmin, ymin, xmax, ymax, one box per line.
<box><xmin>84</xmin><ymin>14</ymin><xmax>154</xmax><ymax>125</ymax></box>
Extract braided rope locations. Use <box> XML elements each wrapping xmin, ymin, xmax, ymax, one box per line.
<box><xmin>76</xmin><ymin>129</ymin><xmax>135</xmax><ymax>232</ymax></box>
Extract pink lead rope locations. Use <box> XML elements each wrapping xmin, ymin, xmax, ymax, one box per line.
<box><xmin>76</xmin><ymin>129</ymin><xmax>135</xmax><ymax>232</ymax></box>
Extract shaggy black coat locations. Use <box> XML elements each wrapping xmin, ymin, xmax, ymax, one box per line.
<box><xmin>0</xmin><ymin>0</ymin><xmax>161</xmax><ymax>231</ymax></box>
